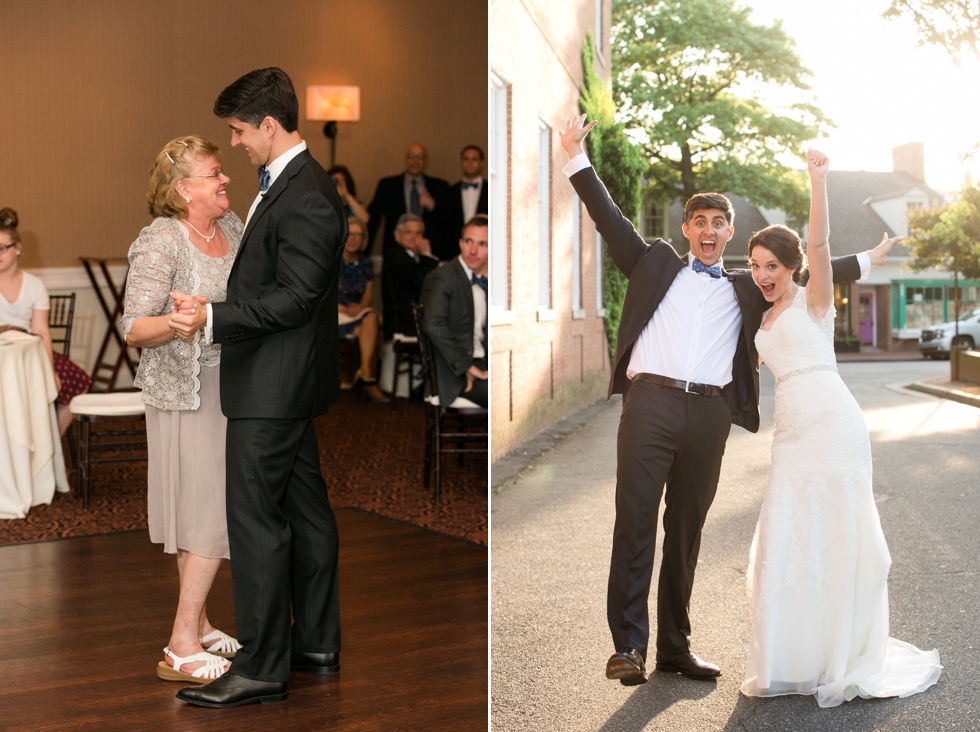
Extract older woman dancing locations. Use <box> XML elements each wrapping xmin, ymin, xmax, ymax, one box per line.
<box><xmin>121</xmin><ymin>136</ymin><xmax>243</xmax><ymax>684</ymax></box>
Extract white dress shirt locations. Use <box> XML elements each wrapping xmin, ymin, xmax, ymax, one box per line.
<box><xmin>460</xmin><ymin>178</ymin><xmax>483</xmax><ymax>223</ymax></box>
<box><xmin>562</xmin><ymin>152</ymin><xmax>873</xmax><ymax>387</ymax></box>
<box><xmin>457</xmin><ymin>256</ymin><xmax>487</xmax><ymax>359</ymax></box>
<box><xmin>205</xmin><ymin>140</ymin><xmax>308</xmax><ymax>342</ymax></box>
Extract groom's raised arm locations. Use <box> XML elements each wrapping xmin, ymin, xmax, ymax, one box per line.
<box><xmin>559</xmin><ymin>115</ymin><xmax>649</xmax><ymax>280</ymax></box>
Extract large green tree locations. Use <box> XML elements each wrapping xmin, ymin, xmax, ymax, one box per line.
<box><xmin>611</xmin><ymin>0</ymin><xmax>832</xmax><ymax>220</ymax></box>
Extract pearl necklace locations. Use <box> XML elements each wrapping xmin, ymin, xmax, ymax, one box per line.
<box><xmin>182</xmin><ymin>219</ymin><xmax>217</xmax><ymax>243</ymax></box>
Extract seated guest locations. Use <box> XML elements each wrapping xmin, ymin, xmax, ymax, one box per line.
<box><xmin>439</xmin><ymin>145</ymin><xmax>487</xmax><ymax>257</ymax></box>
<box><xmin>0</xmin><ymin>208</ymin><xmax>91</xmax><ymax>435</ymax></box>
<box><xmin>386</xmin><ymin>213</ymin><xmax>439</xmax><ymax>338</ymax></box>
<box><xmin>339</xmin><ymin>216</ymin><xmax>388</xmax><ymax>403</ymax></box>
<box><xmin>120</xmin><ymin>136</ymin><xmax>241</xmax><ymax>684</ymax></box>
<box><xmin>327</xmin><ymin>165</ymin><xmax>370</xmax><ymax>224</ymax></box>
<box><xmin>420</xmin><ymin>214</ymin><xmax>488</xmax><ymax>409</ymax></box>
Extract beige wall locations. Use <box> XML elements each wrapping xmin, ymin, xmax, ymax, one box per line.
<box><xmin>0</xmin><ymin>0</ymin><xmax>487</xmax><ymax>269</ymax></box>
<box><xmin>0</xmin><ymin>0</ymin><xmax>486</xmax><ymax>375</ymax></box>
<box><xmin>490</xmin><ymin>0</ymin><xmax>610</xmax><ymax>459</ymax></box>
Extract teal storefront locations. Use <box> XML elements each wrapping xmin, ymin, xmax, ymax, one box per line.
<box><xmin>891</xmin><ymin>279</ymin><xmax>980</xmax><ymax>330</ymax></box>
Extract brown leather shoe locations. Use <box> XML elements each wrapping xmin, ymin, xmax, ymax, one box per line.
<box><xmin>655</xmin><ymin>651</ymin><xmax>721</xmax><ymax>679</ymax></box>
<box><xmin>606</xmin><ymin>648</ymin><xmax>647</xmax><ymax>685</ymax></box>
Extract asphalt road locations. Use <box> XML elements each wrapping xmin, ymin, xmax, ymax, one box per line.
<box><xmin>491</xmin><ymin>361</ymin><xmax>980</xmax><ymax>732</ymax></box>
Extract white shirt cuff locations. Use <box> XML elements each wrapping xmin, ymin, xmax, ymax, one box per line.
<box><xmin>204</xmin><ymin>303</ymin><xmax>214</xmax><ymax>344</ymax></box>
<box><xmin>562</xmin><ymin>153</ymin><xmax>591</xmax><ymax>178</ymax></box>
<box><xmin>856</xmin><ymin>251</ymin><xmax>871</xmax><ymax>280</ymax></box>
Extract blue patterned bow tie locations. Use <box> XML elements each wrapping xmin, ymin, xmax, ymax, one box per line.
<box><xmin>258</xmin><ymin>165</ymin><xmax>271</xmax><ymax>193</ymax></box>
<box><xmin>471</xmin><ymin>273</ymin><xmax>488</xmax><ymax>294</ymax></box>
<box><xmin>461</xmin><ymin>181</ymin><xmax>480</xmax><ymax>190</ymax></box>
<box><xmin>692</xmin><ymin>258</ymin><xmax>722</xmax><ymax>278</ymax></box>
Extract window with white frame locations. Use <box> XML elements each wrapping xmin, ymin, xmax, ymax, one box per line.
<box><xmin>572</xmin><ymin>192</ymin><xmax>582</xmax><ymax>312</ymax></box>
<box><xmin>538</xmin><ymin>120</ymin><xmax>552</xmax><ymax>310</ymax></box>
<box><xmin>490</xmin><ymin>73</ymin><xmax>509</xmax><ymax>310</ymax></box>
<box><xmin>595</xmin><ymin>0</ymin><xmax>603</xmax><ymax>56</ymax></box>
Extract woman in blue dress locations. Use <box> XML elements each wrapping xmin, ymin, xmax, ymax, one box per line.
<box><xmin>339</xmin><ymin>216</ymin><xmax>387</xmax><ymax>403</ymax></box>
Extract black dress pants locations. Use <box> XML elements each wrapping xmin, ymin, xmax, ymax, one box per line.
<box><xmin>608</xmin><ymin>381</ymin><xmax>732</xmax><ymax>660</ymax></box>
<box><xmin>225</xmin><ymin>417</ymin><xmax>341</xmax><ymax>682</ymax></box>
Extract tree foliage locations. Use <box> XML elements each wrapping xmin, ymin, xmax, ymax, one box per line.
<box><xmin>580</xmin><ymin>32</ymin><xmax>647</xmax><ymax>359</ymax></box>
<box><xmin>906</xmin><ymin>185</ymin><xmax>980</xmax><ymax>283</ymax></box>
<box><xmin>611</xmin><ymin>0</ymin><xmax>831</xmax><ymax>220</ymax></box>
<box><xmin>884</xmin><ymin>0</ymin><xmax>980</xmax><ymax>65</ymax></box>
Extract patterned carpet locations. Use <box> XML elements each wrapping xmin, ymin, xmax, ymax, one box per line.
<box><xmin>0</xmin><ymin>392</ymin><xmax>487</xmax><ymax>547</ymax></box>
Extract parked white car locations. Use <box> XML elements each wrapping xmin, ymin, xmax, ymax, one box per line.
<box><xmin>919</xmin><ymin>307</ymin><xmax>980</xmax><ymax>358</ymax></box>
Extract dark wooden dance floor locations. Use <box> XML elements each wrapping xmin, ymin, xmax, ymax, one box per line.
<box><xmin>0</xmin><ymin>508</ymin><xmax>487</xmax><ymax>731</ymax></box>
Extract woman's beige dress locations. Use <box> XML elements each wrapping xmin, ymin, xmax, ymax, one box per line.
<box><xmin>121</xmin><ymin>213</ymin><xmax>242</xmax><ymax>559</ymax></box>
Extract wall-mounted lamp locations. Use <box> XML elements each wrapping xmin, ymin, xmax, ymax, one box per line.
<box><xmin>306</xmin><ymin>85</ymin><xmax>360</xmax><ymax>167</ymax></box>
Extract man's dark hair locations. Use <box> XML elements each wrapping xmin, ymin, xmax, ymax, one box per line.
<box><xmin>213</xmin><ymin>67</ymin><xmax>299</xmax><ymax>132</ymax></box>
<box><xmin>683</xmin><ymin>192</ymin><xmax>735</xmax><ymax>225</ymax></box>
<box><xmin>462</xmin><ymin>213</ymin><xmax>488</xmax><ymax>238</ymax></box>
<box><xmin>326</xmin><ymin>165</ymin><xmax>357</xmax><ymax>198</ymax></box>
<box><xmin>461</xmin><ymin>144</ymin><xmax>485</xmax><ymax>160</ymax></box>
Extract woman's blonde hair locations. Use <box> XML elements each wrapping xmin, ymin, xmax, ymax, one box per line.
<box><xmin>347</xmin><ymin>216</ymin><xmax>369</xmax><ymax>254</ymax></box>
<box><xmin>147</xmin><ymin>136</ymin><xmax>222</xmax><ymax>219</ymax></box>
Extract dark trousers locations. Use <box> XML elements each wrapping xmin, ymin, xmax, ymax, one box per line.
<box><xmin>225</xmin><ymin>417</ymin><xmax>341</xmax><ymax>682</ymax></box>
<box><xmin>467</xmin><ymin>355</ymin><xmax>488</xmax><ymax>409</ymax></box>
<box><xmin>608</xmin><ymin>381</ymin><xmax>732</xmax><ymax>660</ymax></box>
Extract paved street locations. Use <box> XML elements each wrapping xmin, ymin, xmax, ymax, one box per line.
<box><xmin>491</xmin><ymin>361</ymin><xmax>980</xmax><ymax>731</ymax></box>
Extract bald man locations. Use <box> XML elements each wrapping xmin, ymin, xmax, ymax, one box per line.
<box><xmin>368</xmin><ymin>143</ymin><xmax>450</xmax><ymax>338</ymax></box>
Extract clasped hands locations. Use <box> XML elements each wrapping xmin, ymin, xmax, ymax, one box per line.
<box><xmin>465</xmin><ymin>364</ymin><xmax>488</xmax><ymax>394</ymax></box>
<box><xmin>168</xmin><ymin>291</ymin><xmax>209</xmax><ymax>340</ymax></box>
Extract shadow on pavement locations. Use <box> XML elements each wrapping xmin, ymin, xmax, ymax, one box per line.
<box><xmin>596</xmin><ymin>673</ymin><xmax>715</xmax><ymax>732</ymax></box>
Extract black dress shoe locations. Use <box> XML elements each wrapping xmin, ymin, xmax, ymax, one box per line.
<box><xmin>175</xmin><ymin>672</ymin><xmax>288</xmax><ymax>708</ymax></box>
<box><xmin>655</xmin><ymin>651</ymin><xmax>721</xmax><ymax>679</ymax></box>
<box><xmin>291</xmin><ymin>650</ymin><xmax>340</xmax><ymax>675</ymax></box>
<box><xmin>606</xmin><ymin>648</ymin><xmax>647</xmax><ymax>685</ymax></box>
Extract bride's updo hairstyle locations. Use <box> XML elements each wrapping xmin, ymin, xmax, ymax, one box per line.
<box><xmin>0</xmin><ymin>208</ymin><xmax>20</xmax><ymax>243</ymax></box>
<box><xmin>147</xmin><ymin>136</ymin><xmax>222</xmax><ymax>219</ymax></box>
<box><xmin>747</xmin><ymin>225</ymin><xmax>808</xmax><ymax>284</ymax></box>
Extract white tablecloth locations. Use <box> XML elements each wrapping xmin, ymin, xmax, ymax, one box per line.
<box><xmin>0</xmin><ymin>332</ymin><xmax>69</xmax><ymax>519</ymax></box>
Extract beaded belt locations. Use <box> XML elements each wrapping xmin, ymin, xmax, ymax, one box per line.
<box><xmin>774</xmin><ymin>364</ymin><xmax>838</xmax><ymax>387</ymax></box>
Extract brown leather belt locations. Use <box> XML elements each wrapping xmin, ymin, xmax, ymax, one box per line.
<box><xmin>632</xmin><ymin>372</ymin><xmax>723</xmax><ymax>398</ymax></box>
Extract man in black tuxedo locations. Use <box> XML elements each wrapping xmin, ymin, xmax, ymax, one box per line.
<box><xmin>559</xmin><ymin>115</ymin><xmax>895</xmax><ymax>685</ymax></box>
<box><xmin>368</xmin><ymin>143</ymin><xmax>449</xmax><ymax>336</ymax></box>
<box><xmin>387</xmin><ymin>213</ymin><xmax>439</xmax><ymax>337</ymax></box>
<box><xmin>438</xmin><ymin>146</ymin><xmax>488</xmax><ymax>256</ymax></box>
<box><xmin>168</xmin><ymin>67</ymin><xmax>346</xmax><ymax>708</ymax></box>
<box><xmin>420</xmin><ymin>214</ymin><xmax>488</xmax><ymax>409</ymax></box>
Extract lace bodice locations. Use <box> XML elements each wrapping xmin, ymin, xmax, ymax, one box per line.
<box><xmin>755</xmin><ymin>285</ymin><xmax>836</xmax><ymax>383</ymax></box>
<box><xmin>121</xmin><ymin>212</ymin><xmax>243</xmax><ymax>411</ymax></box>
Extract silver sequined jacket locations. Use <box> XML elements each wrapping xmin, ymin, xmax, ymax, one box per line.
<box><xmin>120</xmin><ymin>212</ymin><xmax>243</xmax><ymax>411</ymax></box>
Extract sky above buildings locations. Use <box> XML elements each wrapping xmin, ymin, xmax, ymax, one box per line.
<box><xmin>745</xmin><ymin>0</ymin><xmax>980</xmax><ymax>193</ymax></box>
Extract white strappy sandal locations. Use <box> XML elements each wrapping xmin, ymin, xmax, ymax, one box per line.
<box><xmin>200</xmin><ymin>629</ymin><xmax>243</xmax><ymax>659</ymax></box>
<box><xmin>156</xmin><ymin>646</ymin><xmax>228</xmax><ymax>684</ymax></box>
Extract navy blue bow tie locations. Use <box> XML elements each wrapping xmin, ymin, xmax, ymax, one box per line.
<box><xmin>472</xmin><ymin>273</ymin><xmax>488</xmax><ymax>294</ymax></box>
<box><xmin>461</xmin><ymin>181</ymin><xmax>480</xmax><ymax>190</ymax></box>
<box><xmin>258</xmin><ymin>165</ymin><xmax>271</xmax><ymax>193</ymax></box>
<box><xmin>692</xmin><ymin>258</ymin><xmax>722</xmax><ymax>278</ymax></box>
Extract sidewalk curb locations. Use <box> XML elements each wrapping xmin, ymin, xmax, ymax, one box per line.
<box><xmin>491</xmin><ymin>396</ymin><xmax>620</xmax><ymax>494</ymax></box>
<box><xmin>906</xmin><ymin>381</ymin><xmax>980</xmax><ymax>409</ymax></box>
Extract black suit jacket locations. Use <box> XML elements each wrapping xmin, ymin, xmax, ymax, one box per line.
<box><xmin>438</xmin><ymin>178</ymin><xmax>488</xmax><ymax>257</ymax></box>
<box><xmin>212</xmin><ymin>149</ymin><xmax>347</xmax><ymax>419</ymax></box>
<box><xmin>386</xmin><ymin>245</ymin><xmax>439</xmax><ymax>334</ymax></box>
<box><xmin>420</xmin><ymin>258</ymin><xmax>479</xmax><ymax>406</ymax></box>
<box><xmin>367</xmin><ymin>173</ymin><xmax>450</xmax><ymax>255</ymax></box>
<box><xmin>569</xmin><ymin>166</ymin><xmax>861</xmax><ymax>434</ymax></box>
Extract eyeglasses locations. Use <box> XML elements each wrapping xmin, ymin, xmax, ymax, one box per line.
<box><xmin>348</xmin><ymin>232</ymin><xmax>364</xmax><ymax>238</ymax></box>
<box><xmin>406</xmin><ymin>153</ymin><xmax>425</xmax><ymax>160</ymax></box>
<box><xmin>185</xmin><ymin>170</ymin><xmax>223</xmax><ymax>180</ymax></box>
<box><xmin>0</xmin><ymin>243</ymin><xmax>17</xmax><ymax>253</ymax></box>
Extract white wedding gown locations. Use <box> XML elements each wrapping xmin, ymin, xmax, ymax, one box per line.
<box><xmin>742</xmin><ymin>285</ymin><xmax>942</xmax><ymax>708</ymax></box>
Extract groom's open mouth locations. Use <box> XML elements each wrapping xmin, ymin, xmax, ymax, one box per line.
<box><xmin>700</xmin><ymin>239</ymin><xmax>717</xmax><ymax>259</ymax></box>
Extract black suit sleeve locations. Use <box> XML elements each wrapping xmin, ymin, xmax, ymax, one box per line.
<box><xmin>568</xmin><ymin>165</ymin><xmax>649</xmax><ymax>279</ymax></box>
<box><xmin>829</xmin><ymin>255</ymin><xmax>862</xmax><ymax>284</ymax></box>
<box><xmin>367</xmin><ymin>179</ymin><xmax>386</xmax><ymax>249</ymax></box>
<box><xmin>212</xmin><ymin>191</ymin><xmax>341</xmax><ymax>343</ymax></box>
<box><xmin>421</xmin><ymin>268</ymin><xmax>469</xmax><ymax>376</ymax></box>
<box><xmin>389</xmin><ymin>250</ymin><xmax>439</xmax><ymax>293</ymax></box>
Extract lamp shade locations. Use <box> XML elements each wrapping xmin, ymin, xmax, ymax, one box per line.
<box><xmin>306</xmin><ymin>85</ymin><xmax>360</xmax><ymax>122</ymax></box>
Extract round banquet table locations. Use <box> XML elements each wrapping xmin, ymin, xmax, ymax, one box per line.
<box><xmin>0</xmin><ymin>331</ymin><xmax>70</xmax><ymax>519</ymax></box>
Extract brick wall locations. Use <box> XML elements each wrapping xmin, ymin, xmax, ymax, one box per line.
<box><xmin>490</xmin><ymin>0</ymin><xmax>611</xmax><ymax>460</ymax></box>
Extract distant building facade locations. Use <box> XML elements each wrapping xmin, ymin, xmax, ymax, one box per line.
<box><xmin>650</xmin><ymin>142</ymin><xmax>961</xmax><ymax>351</ymax></box>
<box><xmin>490</xmin><ymin>0</ymin><xmax>610</xmax><ymax>460</ymax></box>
